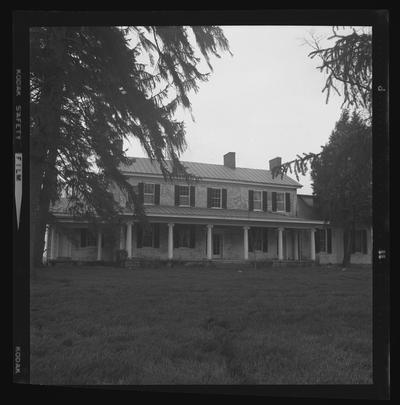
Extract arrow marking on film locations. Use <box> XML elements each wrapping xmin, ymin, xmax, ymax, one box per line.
<box><xmin>15</xmin><ymin>153</ymin><xmax>22</xmax><ymax>230</ymax></box>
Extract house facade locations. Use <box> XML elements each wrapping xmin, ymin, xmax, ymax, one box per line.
<box><xmin>46</xmin><ymin>153</ymin><xmax>372</xmax><ymax>265</ymax></box>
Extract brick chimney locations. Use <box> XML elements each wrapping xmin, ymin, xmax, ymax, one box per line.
<box><xmin>223</xmin><ymin>152</ymin><xmax>236</xmax><ymax>169</ymax></box>
<box><xmin>269</xmin><ymin>157</ymin><xmax>282</xmax><ymax>172</ymax></box>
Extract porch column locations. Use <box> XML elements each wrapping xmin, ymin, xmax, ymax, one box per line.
<box><xmin>97</xmin><ymin>230</ymin><xmax>102</xmax><ymax>261</ymax></box>
<box><xmin>243</xmin><ymin>226</ymin><xmax>249</xmax><ymax>260</ymax></box>
<box><xmin>48</xmin><ymin>226</ymin><xmax>54</xmax><ymax>260</ymax></box>
<box><xmin>206</xmin><ymin>224</ymin><xmax>213</xmax><ymax>260</ymax></box>
<box><xmin>168</xmin><ymin>223</ymin><xmax>174</xmax><ymax>260</ymax></box>
<box><xmin>119</xmin><ymin>224</ymin><xmax>125</xmax><ymax>249</ymax></box>
<box><xmin>126</xmin><ymin>221</ymin><xmax>132</xmax><ymax>258</ymax></box>
<box><xmin>310</xmin><ymin>228</ymin><xmax>316</xmax><ymax>261</ymax></box>
<box><xmin>293</xmin><ymin>230</ymin><xmax>299</xmax><ymax>260</ymax></box>
<box><xmin>278</xmin><ymin>227</ymin><xmax>284</xmax><ymax>261</ymax></box>
<box><xmin>50</xmin><ymin>226</ymin><xmax>57</xmax><ymax>260</ymax></box>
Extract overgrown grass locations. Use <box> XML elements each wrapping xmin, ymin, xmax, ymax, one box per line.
<box><xmin>30</xmin><ymin>265</ymin><xmax>372</xmax><ymax>385</ymax></box>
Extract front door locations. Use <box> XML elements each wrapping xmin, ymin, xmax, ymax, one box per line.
<box><xmin>212</xmin><ymin>233</ymin><xmax>223</xmax><ymax>259</ymax></box>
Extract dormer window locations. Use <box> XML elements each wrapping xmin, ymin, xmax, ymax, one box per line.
<box><xmin>143</xmin><ymin>183</ymin><xmax>155</xmax><ymax>205</ymax></box>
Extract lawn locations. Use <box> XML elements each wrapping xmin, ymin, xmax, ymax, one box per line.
<box><xmin>30</xmin><ymin>264</ymin><xmax>372</xmax><ymax>385</ymax></box>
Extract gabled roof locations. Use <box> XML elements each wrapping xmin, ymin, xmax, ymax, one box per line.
<box><xmin>119</xmin><ymin>157</ymin><xmax>302</xmax><ymax>188</ymax></box>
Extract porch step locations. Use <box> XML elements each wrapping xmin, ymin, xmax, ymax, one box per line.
<box><xmin>124</xmin><ymin>258</ymin><xmax>315</xmax><ymax>269</ymax></box>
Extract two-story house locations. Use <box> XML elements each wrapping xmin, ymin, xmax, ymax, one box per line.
<box><xmin>46</xmin><ymin>152</ymin><xmax>372</xmax><ymax>265</ymax></box>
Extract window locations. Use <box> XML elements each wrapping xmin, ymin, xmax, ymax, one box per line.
<box><xmin>352</xmin><ymin>229</ymin><xmax>367</xmax><ymax>254</ymax></box>
<box><xmin>137</xmin><ymin>223</ymin><xmax>160</xmax><ymax>248</ymax></box>
<box><xmin>253</xmin><ymin>191</ymin><xmax>262</xmax><ymax>211</ymax></box>
<box><xmin>143</xmin><ymin>183</ymin><xmax>155</xmax><ymax>205</ymax></box>
<box><xmin>210</xmin><ymin>188</ymin><xmax>222</xmax><ymax>208</ymax></box>
<box><xmin>253</xmin><ymin>234</ymin><xmax>262</xmax><ymax>251</ymax></box>
<box><xmin>80</xmin><ymin>229</ymin><xmax>96</xmax><ymax>248</ymax></box>
<box><xmin>178</xmin><ymin>226</ymin><xmax>191</xmax><ymax>247</ymax></box>
<box><xmin>142</xmin><ymin>226</ymin><xmax>154</xmax><ymax>247</ymax></box>
<box><xmin>276</xmin><ymin>192</ymin><xmax>285</xmax><ymax>212</ymax></box>
<box><xmin>174</xmin><ymin>225</ymin><xmax>196</xmax><ymax>248</ymax></box>
<box><xmin>317</xmin><ymin>229</ymin><xmax>326</xmax><ymax>252</ymax></box>
<box><xmin>179</xmin><ymin>186</ymin><xmax>190</xmax><ymax>206</ymax></box>
<box><xmin>315</xmin><ymin>228</ymin><xmax>332</xmax><ymax>253</ymax></box>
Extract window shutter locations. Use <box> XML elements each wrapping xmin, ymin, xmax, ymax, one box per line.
<box><xmin>248</xmin><ymin>229</ymin><xmax>254</xmax><ymax>252</ymax></box>
<box><xmin>190</xmin><ymin>225</ymin><xmax>196</xmax><ymax>248</ymax></box>
<box><xmin>174</xmin><ymin>185</ymin><xmax>180</xmax><ymax>206</ymax></box>
<box><xmin>262</xmin><ymin>228</ymin><xmax>268</xmax><ymax>252</ymax></box>
<box><xmin>136</xmin><ymin>224</ymin><xmax>143</xmax><ymax>248</ymax></box>
<box><xmin>173</xmin><ymin>225</ymin><xmax>179</xmax><ymax>248</ymax></box>
<box><xmin>80</xmin><ymin>229</ymin><xmax>87</xmax><ymax>248</ymax></box>
<box><xmin>153</xmin><ymin>224</ymin><xmax>160</xmax><ymax>248</ymax></box>
<box><xmin>138</xmin><ymin>182</ymin><xmax>144</xmax><ymax>204</ymax></box>
<box><xmin>207</xmin><ymin>188</ymin><xmax>211</xmax><ymax>208</ymax></box>
<box><xmin>263</xmin><ymin>191</ymin><xmax>268</xmax><ymax>211</ymax></box>
<box><xmin>272</xmin><ymin>192</ymin><xmax>277</xmax><ymax>212</ymax></box>
<box><xmin>190</xmin><ymin>186</ymin><xmax>195</xmax><ymax>207</ymax></box>
<box><xmin>315</xmin><ymin>230</ymin><xmax>320</xmax><ymax>253</ymax></box>
<box><xmin>327</xmin><ymin>229</ymin><xmax>332</xmax><ymax>254</ymax></box>
<box><xmin>222</xmin><ymin>189</ymin><xmax>227</xmax><ymax>209</ymax></box>
<box><xmin>351</xmin><ymin>230</ymin><xmax>356</xmax><ymax>253</ymax></box>
<box><xmin>285</xmin><ymin>193</ymin><xmax>291</xmax><ymax>213</ymax></box>
<box><xmin>154</xmin><ymin>184</ymin><xmax>160</xmax><ymax>205</ymax></box>
<box><xmin>362</xmin><ymin>229</ymin><xmax>367</xmax><ymax>254</ymax></box>
<box><xmin>248</xmin><ymin>190</ymin><xmax>254</xmax><ymax>211</ymax></box>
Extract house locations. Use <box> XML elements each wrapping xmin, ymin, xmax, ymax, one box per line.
<box><xmin>46</xmin><ymin>152</ymin><xmax>372</xmax><ymax>266</ymax></box>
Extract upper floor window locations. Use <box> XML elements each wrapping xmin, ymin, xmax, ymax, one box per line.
<box><xmin>210</xmin><ymin>188</ymin><xmax>222</xmax><ymax>208</ymax></box>
<box><xmin>207</xmin><ymin>187</ymin><xmax>227</xmax><ymax>209</ymax></box>
<box><xmin>143</xmin><ymin>183</ymin><xmax>155</xmax><ymax>205</ymax></box>
<box><xmin>249</xmin><ymin>190</ymin><xmax>267</xmax><ymax>212</ymax></box>
<box><xmin>179</xmin><ymin>186</ymin><xmax>190</xmax><ymax>207</ymax></box>
<box><xmin>175</xmin><ymin>185</ymin><xmax>195</xmax><ymax>207</ymax></box>
<box><xmin>272</xmin><ymin>192</ymin><xmax>291</xmax><ymax>213</ymax></box>
<box><xmin>276</xmin><ymin>192</ymin><xmax>285</xmax><ymax>212</ymax></box>
<box><xmin>253</xmin><ymin>191</ymin><xmax>262</xmax><ymax>211</ymax></box>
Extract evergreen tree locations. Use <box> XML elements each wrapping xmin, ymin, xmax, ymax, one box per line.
<box><xmin>30</xmin><ymin>26</ymin><xmax>231</xmax><ymax>268</ymax></box>
<box><xmin>272</xmin><ymin>27</ymin><xmax>372</xmax><ymax>180</ymax></box>
<box><xmin>310</xmin><ymin>111</ymin><xmax>372</xmax><ymax>266</ymax></box>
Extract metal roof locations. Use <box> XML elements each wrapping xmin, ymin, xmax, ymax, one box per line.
<box><xmin>51</xmin><ymin>198</ymin><xmax>324</xmax><ymax>226</ymax></box>
<box><xmin>119</xmin><ymin>157</ymin><xmax>302</xmax><ymax>188</ymax></box>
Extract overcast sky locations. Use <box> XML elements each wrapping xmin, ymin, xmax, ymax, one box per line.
<box><xmin>126</xmin><ymin>26</ymin><xmax>351</xmax><ymax>194</ymax></box>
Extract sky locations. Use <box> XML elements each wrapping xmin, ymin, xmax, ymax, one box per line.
<box><xmin>125</xmin><ymin>26</ymin><xmax>350</xmax><ymax>195</ymax></box>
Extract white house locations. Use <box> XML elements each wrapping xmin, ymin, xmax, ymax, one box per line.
<box><xmin>46</xmin><ymin>152</ymin><xmax>372</xmax><ymax>266</ymax></box>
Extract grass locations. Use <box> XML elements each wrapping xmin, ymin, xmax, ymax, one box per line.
<box><xmin>30</xmin><ymin>264</ymin><xmax>372</xmax><ymax>385</ymax></box>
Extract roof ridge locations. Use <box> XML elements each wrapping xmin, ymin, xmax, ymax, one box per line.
<box><xmin>127</xmin><ymin>156</ymin><xmax>274</xmax><ymax>172</ymax></box>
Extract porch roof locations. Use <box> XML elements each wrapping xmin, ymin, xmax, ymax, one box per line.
<box><xmin>126</xmin><ymin>205</ymin><xmax>325</xmax><ymax>227</ymax></box>
<box><xmin>51</xmin><ymin>199</ymin><xmax>325</xmax><ymax>227</ymax></box>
